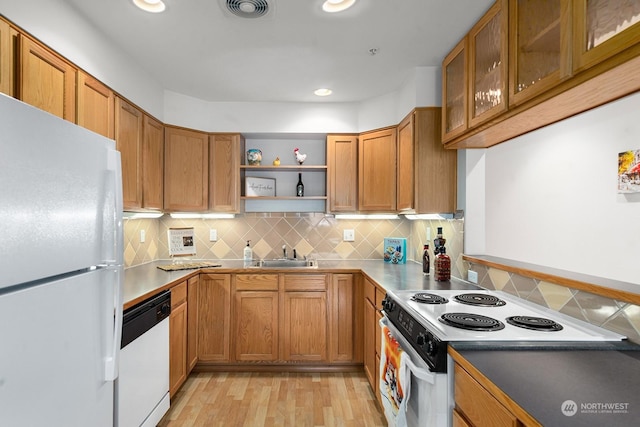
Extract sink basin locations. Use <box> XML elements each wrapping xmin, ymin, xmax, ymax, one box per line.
<box><xmin>255</xmin><ymin>259</ymin><xmax>317</xmax><ymax>268</ymax></box>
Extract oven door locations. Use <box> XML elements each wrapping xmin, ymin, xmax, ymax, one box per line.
<box><xmin>380</xmin><ymin>317</ymin><xmax>450</xmax><ymax>427</ymax></box>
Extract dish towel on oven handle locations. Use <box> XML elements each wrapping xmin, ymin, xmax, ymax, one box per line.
<box><xmin>380</xmin><ymin>325</ymin><xmax>411</xmax><ymax>427</ymax></box>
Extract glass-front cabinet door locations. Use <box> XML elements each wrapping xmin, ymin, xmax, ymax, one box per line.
<box><xmin>468</xmin><ymin>0</ymin><xmax>508</xmax><ymax>127</ymax></box>
<box><xmin>573</xmin><ymin>0</ymin><xmax>640</xmax><ymax>72</ymax></box>
<box><xmin>508</xmin><ymin>0</ymin><xmax>572</xmax><ymax>106</ymax></box>
<box><xmin>442</xmin><ymin>38</ymin><xmax>467</xmax><ymax>143</ymax></box>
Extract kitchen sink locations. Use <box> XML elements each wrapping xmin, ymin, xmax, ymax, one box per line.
<box><xmin>254</xmin><ymin>259</ymin><xmax>317</xmax><ymax>268</ymax></box>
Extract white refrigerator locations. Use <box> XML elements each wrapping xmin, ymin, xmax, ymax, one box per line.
<box><xmin>0</xmin><ymin>94</ymin><xmax>124</xmax><ymax>426</ymax></box>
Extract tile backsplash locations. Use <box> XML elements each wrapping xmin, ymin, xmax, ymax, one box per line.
<box><xmin>466</xmin><ymin>261</ymin><xmax>640</xmax><ymax>344</ymax></box>
<box><xmin>123</xmin><ymin>215</ymin><xmax>639</xmax><ymax>343</ymax></box>
<box><xmin>124</xmin><ymin>213</ymin><xmax>465</xmax><ymax>277</ymax></box>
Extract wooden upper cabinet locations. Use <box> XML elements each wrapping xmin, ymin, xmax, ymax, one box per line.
<box><xmin>327</xmin><ymin>134</ymin><xmax>358</xmax><ymax>212</ymax></box>
<box><xmin>508</xmin><ymin>0</ymin><xmax>572</xmax><ymax>106</ymax></box>
<box><xmin>18</xmin><ymin>35</ymin><xmax>76</xmax><ymax>122</ymax></box>
<box><xmin>77</xmin><ymin>71</ymin><xmax>114</xmax><ymax>139</ymax></box>
<box><xmin>358</xmin><ymin>128</ymin><xmax>397</xmax><ymax>212</ymax></box>
<box><xmin>0</xmin><ymin>18</ymin><xmax>16</xmax><ymax>96</ymax></box>
<box><xmin>209</xmin><ymin>134</ymin><xmax>241</xmax><ymax>213</ymax></box>
<box><xmin>414</xmin><ymin>108</ymin><xmax>457</xmax><ymax>213</ymax></box>
<box><xmin>396</xmin><ymin>116</ymin><xmax>414</xmax><ymax>212</ymax></box>
<box><xmin>573</xmin><ymin>0</ymin><xmax>640</xmax><ymax>72</ymax></box>
<box><xmin>468</xmin><ymin>0</ymin><xmax>508</xmax><ymax>126</ymax></box>
<box><xmin>142</xmin><ymin>115</ymin><xmax>164</xmax><ymax>210</ymax></box>
<box><xmin>164</xmin><ymin>126</ymin><xmax>209</xmax><ymax>212</ymax></box>
<box><xmin>115</xmin><ymin>97</ymin><xmax>143</xmax><ymax>210</ymax></box>
<box><xmin>442</xmin><ymin>37</ymin><xmax>468</xmax><ymax>142</ymax></box>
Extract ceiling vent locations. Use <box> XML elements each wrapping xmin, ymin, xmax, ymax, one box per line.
<box><xmin>221</xmin><ymin>0</ymin><xmax>272</xmax><ymax>19</ymax></box>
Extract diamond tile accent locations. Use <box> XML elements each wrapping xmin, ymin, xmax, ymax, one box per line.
<box><xmin>487</xmin><ymin>268</ymin><xmax>510</xmax><ymax>290</ymax></box>
<box><xmin>537</xmin><ymin>281</ymin><xmax>574</xmax><ymax>311</ymax></box>
<box><xmin>212</xmin><ymin>240</ymin><xmax>232</xmax><ymax>259</ymax></box>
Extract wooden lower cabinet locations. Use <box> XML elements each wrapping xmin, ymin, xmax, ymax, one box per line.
<box><xmin>186</xmin><ymin>275</ymin><xmax>199</xmax><ymax>372</ymax></box>
<box><xmin>234</xmin><ymin>274</ymin><xmax>279</xmax><ymax>362</ymax></box>
<box><xmin>281</xmin><ymin>274</ymin><xmax>328</xmax><ymax>362</ymax></box>
<box><xmin>363</xmin><ymin>296</ymin><xmax>376</xmax><ymax>385</ymax></box>
<box><xmin>329</xmin><ymin>273</ymin><xmax>362</xmax><ymax>363</ymax></box>
<box><xmin>169</xmin><ymin>281</ymin><xmax>188</xmax><ymax>397</ymax></box>
<box><xmin>198</xmin><ymin>274</ymin><xmax>231</xmax><ymax>362</ymax></box>
<box><xmin>451</xmin><ymin>351</ymin><xmax>540</xmax><ymax>427</ymax></box>
<box><xmin>282</xmin><ymin>290</ymin><xmax>327</xmax><ymax>362</ymax></box>
<box><xmin>363</xmin><ymin>276</ymin><xmax>384</xmax><ymax>405</ymax></box>
<box><xmin>193</xmin><ymin>272</ymin><xmax>361</xmax><ymax>367</ymax></box>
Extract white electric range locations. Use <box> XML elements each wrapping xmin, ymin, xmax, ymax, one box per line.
<box><xmin>383</xmin><ymin>289</ymin><xmax>626</xmax><ymax>372</ymax></box>
<box><xmin>379</xmin><ymin>289</ymin><xmax>626</xmax><ymax>427</ymax></box>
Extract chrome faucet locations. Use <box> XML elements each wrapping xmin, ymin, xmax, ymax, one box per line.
<box><xmin>282</xmin><ymin>245</ymin><xmax>287</xmax><ymax>259</ymax></box>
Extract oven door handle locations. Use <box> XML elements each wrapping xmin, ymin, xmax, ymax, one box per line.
<box><xmin>379</xmin><ymin>317</ymin><xmax>437</xmax><ymax>385</ymax></box>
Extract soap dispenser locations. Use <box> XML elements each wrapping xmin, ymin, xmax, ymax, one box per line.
<box><xmin>243</xmin><ymin>240</ymin><xmax>253</xmax><ymax>263</ymax></box>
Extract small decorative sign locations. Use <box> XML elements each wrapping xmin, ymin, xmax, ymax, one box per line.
<box><xmin>168</xmin><ymin>227</ymin><xmax>196</xmax><ymax>256</ymax></box>
<box><xmin>246</xmin><ymin>177</ymin><xmax>276</xmax><ymax>197</ymax></box>
<box><xmin>618</xmin><ymin>149</ymin><xmax>640</xmax><ymax>193</ymax></box>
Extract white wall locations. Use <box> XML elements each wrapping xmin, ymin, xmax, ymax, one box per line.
<box><xmin>163</xmin><ymin>90</ymin><xmax>360</xmax><ymax>133</ymax></box>
<box><xmin>2</xmin><ymin>1</ymin><xmax>440</xmax><ymax>132</ymax></box>
<box><xmin>0</xmin><ymin>0</ymin><xmax>166</xmax><ymax>119</ymax></box>
<box><xmin>466</xmin><ymin>92</ymin><xmax>640</xmax><ymax>285</ymax></box>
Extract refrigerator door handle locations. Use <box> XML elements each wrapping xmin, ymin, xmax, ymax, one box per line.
<box><xmin>105</xmin><ymin>265</ymin><xmax>123</xmax><ymax>381</ymax></box>
<box><xmin>101</xmin><ymin>150</ymin><xmax>123</xmax><ymax>266</ymax></box>
<box><xmin>102</xmin><ymin>148</ymin><xmax>124</xmax><ymax>381</ymax></box>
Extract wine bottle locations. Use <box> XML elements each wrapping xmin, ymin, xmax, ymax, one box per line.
<box><xmin>422</xmin><ymin>244</ymin><xmax>430</xmax><ymax>275</ymax></box>
<box><xmin>296</xmin><ymin>173</ymin><xmax>304</xmax><ymax>197</ymax></box>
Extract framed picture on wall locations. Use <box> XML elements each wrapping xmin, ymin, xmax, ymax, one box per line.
<box><xmin>618</xmin><ymin>149</ymin><xmax>640</xmax><ymax>193</ymax></box>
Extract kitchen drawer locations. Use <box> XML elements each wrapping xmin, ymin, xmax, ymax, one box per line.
<box><xmin>171</xmin><ymin>281</ymin><xmax>187</xmax><ymax>308</ymax></box>
<box><xmin>283</xmin><ymin>274</ymin><xmax>327</xmax><ymax>291</ymax></box>
<box><xmin>454</xmin><ymin>363</ymin><xmax>517</xmax><ymax>427</ymax></box>
<box><xmin>235</xmin><ymin>274</ymin><xmax>278</xmax><ymax>291</ymax></box>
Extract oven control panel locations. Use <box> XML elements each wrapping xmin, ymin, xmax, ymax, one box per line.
<box><xmin>382</xmin><ymin>295</ymin><xmax>447</xmax><ymax>373</ymax></box>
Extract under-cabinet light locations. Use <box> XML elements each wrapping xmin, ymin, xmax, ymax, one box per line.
<box><xmin>170</xmin><ymin>213</ymin><xmax>236</xmax><ymax>219</ymax></box>
<box><xmin>404</xmin><ymin>214</ymin><xmax>454</xmax><ymax>220</ymax></box>
<box><xmin>334</xmin><ymin>214</ymin><xmax>399</xmax><ymax>220</ymax></box>
<box><xmin>123</xmin><ymin>212</ymin><xmax>164</xmax><ymax>219</ymax></box>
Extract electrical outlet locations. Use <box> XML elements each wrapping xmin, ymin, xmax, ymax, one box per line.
<box><xmin>426</xmin><ymin>227</ymin><xmax>431</xmax><ymax>242</ymax></box>
<box><xmin>343</xmin><ymin>229</ymin><xmax>355</xmax><ymax>242</ymax></box>
<box><xmin>468</xmin><ymin>270</ymin><xmax>478</xmax><ymax>284</ymax></box>
<box><xmin>140</xmin><ymin>229</ymin><xmax>145</xmax><ymax>243</ymax></box>
<box><xmin>209</xmin><ymin>229</ymin><xmax>217</xmax><ymax>242</ymax></box>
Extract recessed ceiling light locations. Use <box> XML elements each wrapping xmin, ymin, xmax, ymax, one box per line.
<box><xmin>322</xmin><ymin>0</ymin><xmax>356</xmax><ymax>13</ymax></box>
<box><xmin>314</xmin><ymin>88</ymin><xmax>333</xmax><ymax>97</ymax></box>
<box><xmin>133</xmin><ymin>0</ymin><xmax>166</xmax><ymax>13</ymax></box>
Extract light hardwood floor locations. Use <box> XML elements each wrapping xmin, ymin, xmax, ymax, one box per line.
<box><xmin>158</xmin><ymin>371</ymin><xmax>387</xmax><ymax>427</ymax></box>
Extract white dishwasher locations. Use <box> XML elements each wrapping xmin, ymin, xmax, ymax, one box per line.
<box><xmin>116</xmin><ymin>290</ymin><xmax>171</xmax><ymax>427</ymax></box>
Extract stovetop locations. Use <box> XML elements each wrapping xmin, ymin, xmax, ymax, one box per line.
<box><xmin>385</xmin><ymin>289</ymin><xmax>626</xmax><ymax>342</ymax></box>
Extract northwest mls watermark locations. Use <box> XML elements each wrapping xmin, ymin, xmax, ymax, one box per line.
<box><xmin>562</xmin><ymin>400</ymin><xmax>630</xmax><ymax>417</ymax></box>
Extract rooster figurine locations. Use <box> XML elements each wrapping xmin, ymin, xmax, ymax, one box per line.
<box><xmin>294</xmin><ymin>148</ymin><xmax>307</xmax><ymax>165</ymax></box>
